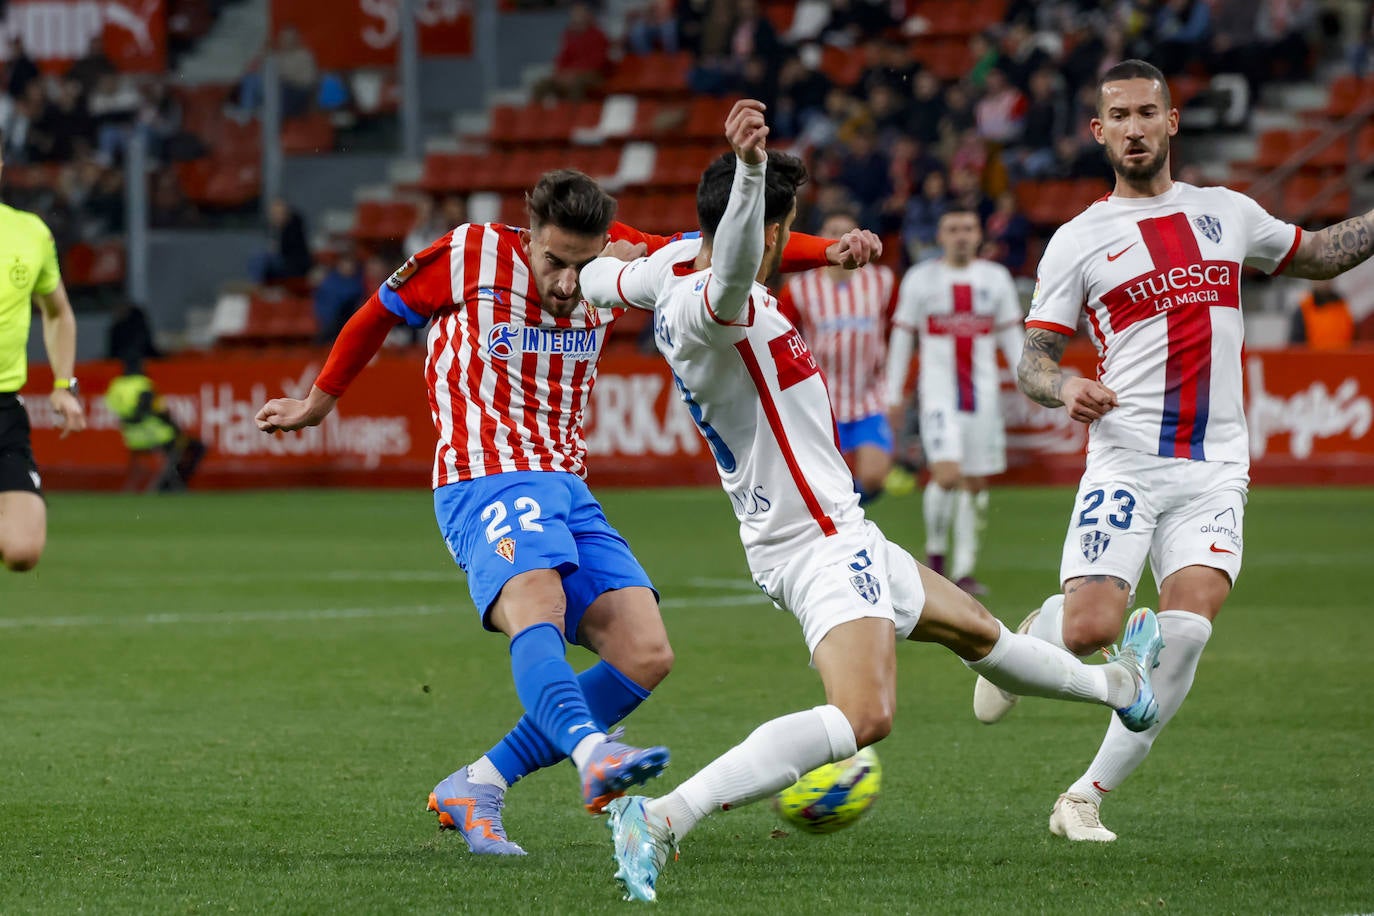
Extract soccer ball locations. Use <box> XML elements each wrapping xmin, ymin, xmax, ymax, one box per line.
<box><xmin>773</xmin><ymin>746</ymin><xmax>881</xmax><ymax>834</ymax></box>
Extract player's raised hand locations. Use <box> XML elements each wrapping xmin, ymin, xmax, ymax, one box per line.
<box><xmin>1059</xmin><ymin>376</ymin><xmax>1119</xmax><ymax>423</ymax></box>
<box><xmin>725</xmin><ymin>99</ymin><xmax>768</xmax><ymax>165</ymax></box>
<box><xmin>826</xmin><ymin>229</ymin><xmax>884</xmax><ymax>270</ymax></box>
<box><xmin>600</xmin><ymin>239</ymin><xmax>648</xmax><ymax>262</ymax></box>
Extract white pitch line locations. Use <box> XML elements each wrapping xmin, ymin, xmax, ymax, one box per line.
<box><xmin>0</xmin><ymin>594</ymin><xmax>773</xmax><ymax>630</ymax></box>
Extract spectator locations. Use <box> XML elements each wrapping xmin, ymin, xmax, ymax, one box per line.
<box><xmin>939</xmin><ymin>81</ymin><xmax>976</xmax><ymax>139</ymax></box>
<box><xmin>1257</xmin><ymin>0</ymin><xmax>1318</xmax><ymax>81</ymax></box>
<box><xmin>948</xmin><ymin>166</ymin><xmax>993</xmax><ymax>224</ymax></box>
<box><xmin>729</xmin><ymin>0</ymin><xmax>783</xmax><ymax>76</ymax></box>
<box><xmin>31</xmin><ymin>78</ymin><xmax>95</xmax><ymax>162</ymax></box>
<box><xmin>90</xmin><ymin>72</ymin><xmax>142</xmax><ymax>162</ymax></box>
<box><xmin>738</xmin><ymin>55</ymin><xmax>779</xmax><ymax>114</ymax></box>
<box><xmin>1016</xmin><ymin>67</ymin><xmax>1069</xmax><ymax>177</ymax></box>
<box><xmin>998</xmin><ymin>20</ymin><xmax>1052</xmax><ymax>91</ymax></box>
<box><xmin>901</xmin><ymin>169</ymin><xmax>949</xmax><ymax>261</ymax></box>
<box><xmin>626</xmin><ymin>0</ymin><xmax>678</xmax><ymax>55</ymax></box>
<box><xmin>1152</xmin><ymin>0</ymin><xmax>1212</xmax><ymax>75</ymax></box>
<box><xmin>107</xmin><ymin>300</ymin><xmax>163</xmax><ymax>364</ymax></box>
<box><xmin>4</xmin><ymin>37</ymin><xmax>39</xmax><ymax>98</ymax></box>
<box><xmin>275</xmin><ymin>25</ymin><xmax>319</xmax><ymax>117</ymax></box>
<box><xmin>904</xmin><ymin>70</ymin><xmax>947</xmax><ymax>146</ymax></box>
<box><xmin>948</xmin><ymin>128</ymin><xmax>988</xmax><ymax>179</ymax></box>
<box><xmin>404</xmin><ymin>196</ymin><xmax>445</xmax><ymax>255</ymax></box>
<box><xmin>880</xmin><ymin>135</ymin><xmax>939</xmax><ymax>235</ymax></box>
<box><xmin>974</xmin><ymin>68</ymin><xmax>1027</xmax><ymax>144</ymax></box>
<box><xmin>67</xmin><ymin>36</ymin><xmax>114</xmax><ymax>95</ymax></box>
<box><xmin>816</xmin><ymin>0</ymin><xmax>897</xmax><ymax>47</ymax></box>
<box><xmin>312</xmin><ymin>251</ymin><xmax>366</xmax><ymax>343</ymax></box>
<box><xmin>857</xmin><ymin>37</ymin><xmax>919</xmax><ymax>96</ymax></box>
<box><xmin>149</xmin><ymin>171</ymin><xmax>199</xmax><ymax>228</ymax></box>
<box><xmin>835</xmin><ymin>126</ymin><xmax>891</xmax><ymax>226</ymax></box>
<box><xmin>1</xmin><ymin>81</ymin><xmax>46</xmax><ymax>164</ymax></box>
<box><xmin>774</xmin><ymin>49</ymin><xmax>832</xmax><ymax>137</ymax></box>
<box><xmin>531</xmin><ymin>2</ymin><xmax>611</xmax><ymax>103</ymax></box>
<box><xmin>1289</xmin><ymin>279</ymin><xmax>1355</xmax><ymax>349</ymax></box>
<box><xmin>438</xmin><ymin>194</ymin><xmax>468</xmax><ymax>232</ymax></box>
<box><xmin>983</xmin><ymin>190</ymin><xmax>1032</xmax><ymax>275</ymax></box>
<box><xmin>866</xmin><ymin>81</ymin><xmax>907</xmax><ymax>143</ymax></box>
<box><xmin>250</xmin><ymin>197</ymin><xmax>312</xmax><ymax>284</ymax></box>
<box><xmin>674</xmin><ymin>0</ymin><xmax>711</xmax><ymax>57</ymax></box>
<box><xmin>967</xmin><ymin>31</ymin><xmax>1000</xmax><ymax>89</ymax></box>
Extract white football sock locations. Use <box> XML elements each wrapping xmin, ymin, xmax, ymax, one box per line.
<box><xmin>1068</xmin><ymin>610</ymin><xmax>1214</xmax><ymax>803</ymax></box>
<box><xmin>951</xmin><ymin>489</ymin><xmax>983</xmax><ymax>580</ymax></box>
<box><xmin>646</xmin><ymin>704</ymin><xmax>857</xmax><ymax>841</ymax></box>
<box><xmin>570</xmin><ymin>731</ymin><xmax>609</xmax><ymax>772</ymax></box>
<box><xmin>1027</xmin><ymin>593</ymin><xmax>1076</xmax><ymax>654</ymax></box>
<box><xmin>467</xmin><ymin>756</ymin><xmax>509</xmax><ymax>791</ymax></box>
<box><xmin>923</xmin><ymin>482</ymin><xmax>955</xmax><ymax>557</ymax></box>
<box><xmin>965</xmin><ymin>623</ymin><xmax>1133</xmax><ymax>707</ymax></box>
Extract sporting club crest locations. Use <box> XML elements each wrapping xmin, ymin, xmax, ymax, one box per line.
<box><xmin>1193</xmin><ymin>214</ymin><xmax>1222</xmax><ymax>244</ymax></box>
<box><xmin>495</xmin><ymin>537</ymin><xmax>516</xmax><ymax>564</ymax></box>
<box><xmin>1080</xmin><ymin>530</ymin><xmax>1111</xmax><ymax>562</ymax></box>
<box><xmin>850</xmin><ymin>571</ymin><xmax>882</xmax><ymax>605</ymax></box>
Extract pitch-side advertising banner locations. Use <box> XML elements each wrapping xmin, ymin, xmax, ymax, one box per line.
<box><xmin>1</xmin><ymin>0</ymin><xmax>166</xmax><ymax>72</ymax></box>
<box><xmin>23</xmin><ymin>346</ymin><xmax>1374</xmax><ymax>490</ymax></box>
<box><xmin>270</xmin><ymin>0</ymin><xmax>472</xmax><ymax>69</ymax></box>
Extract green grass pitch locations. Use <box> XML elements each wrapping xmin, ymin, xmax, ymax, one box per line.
<box><xmin>1</xmin><ymin>486</ymin><xmax>1370</xmax><ymax>914</ymax></box>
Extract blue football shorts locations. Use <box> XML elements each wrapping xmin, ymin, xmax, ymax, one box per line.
<box><xmin>433</xmin><ymin>470</ymin><xmax>655</xmax><ymax>643</ymax></box>
<box><xmin>836</xmin><ymin>413</ymin><xmax>894</xmax><ymax>455</ymax></box>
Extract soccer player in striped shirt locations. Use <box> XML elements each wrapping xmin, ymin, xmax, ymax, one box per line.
<box><xmin>973</xmin><ymin>59</ymin><xmax>1374</xmax><ymax>841</ymax></box>
<box><xmin>778</xmin><ymin>211</ymin><xmax>898</xmax><ymax>503</ymax></box>
<box><xmin>254</xmin><ymin>170</ymin><xmax>873</xmax><ymax>854</ymax></box>
<box><xmin>580</xmin><ymin>100</ymin><xmax>1165</xmax><ymax>903</ymax></box>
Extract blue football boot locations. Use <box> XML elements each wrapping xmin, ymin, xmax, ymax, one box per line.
<box><xmin>428</xmin><ymin>767</ymin><xmax>526</xmax><ymax>855</ymax></box>
<box><xmin>1110</xmin><ymin>608</ymin><xmax>1165</xmax><ymax>733</ymax></box>
<box><xmin>607</xmin><ymin>796</ymin><xmax>677</xmax><ymax>903</ymax></box>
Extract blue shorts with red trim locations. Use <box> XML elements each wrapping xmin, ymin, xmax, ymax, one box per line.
<box><xmin>434</xmin><ymin>471</ymin><xmax>655</xmax><ymax>643</ymax></box>
<box><xmin>836</xmin><ymin>413</ymin><xmax>894</xmax><ymax>455</ymax></box>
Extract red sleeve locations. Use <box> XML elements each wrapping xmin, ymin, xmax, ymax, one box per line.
<box><xmin>610</xmin><ymin>221</ymin><xmax>672</xmax><ymax>253</ymax></box>
<box><xmin>314</xmin><ymin>296</ymin><xmax>401</xmax><ymax>397</ymax></box>
<box><xmin>776</xmin><ymin>282</ymin><xmax>802</xmax><ymax>328</ymax></box>
<box><xmin>780</xmin><ymin>232</ymin><xmax>833</xmax><ymax>273</ymax></box>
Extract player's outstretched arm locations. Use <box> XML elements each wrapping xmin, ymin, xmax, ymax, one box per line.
<box><xmin>1286</xmin><ymin>207</ymin><xmax>1374</xmax><ymax>279</ymax></box>
<box><xmin>704</xmin><ymin>99</ymin><xmax>769</xmax><ymax>324</ymax></box>
<box><xmin>581</xmin><ymin>239</ymin><xmax>660</xmax><ymax>311</ymax></box>
<box><xmin>255</xmin><ymin>295</ymin><xmax>399</xmax><ymax>433</ymax></box>
<box><xmin>1019</xmin><ymin>327</ymin><xmax>1117</xmax><ymax>423</ymax></box>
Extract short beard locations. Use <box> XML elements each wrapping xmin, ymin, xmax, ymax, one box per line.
<box><xmin>1108</xmin><ymin>143</ymin><xmax>1168</xmax><ymax>183</ymax></box>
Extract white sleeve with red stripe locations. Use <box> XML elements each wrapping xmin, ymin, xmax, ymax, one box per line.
<box><xmin>580</xmin><ymin>251</ymin><xmax>665</xmax><ymax>312</ymax></box>
<box><xmin>1227</xmin><ymin>188</ymin><xmax>1303</xmax><ymax>275</ymax></box>
<box><xmin>993</xmin><ymin>262</ymin><xmax>1025</xmax><ymax>368</ymax></box>
<box><xmin>1026</xmin><ymin>223</ymin><xmax>1085</xmax><ymax>335</ymax></box>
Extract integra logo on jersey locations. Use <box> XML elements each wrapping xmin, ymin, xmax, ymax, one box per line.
<box><xmin>485</xmin><ymin>322</ymin><xmax>602</xmax><ymax>360</ymax></box>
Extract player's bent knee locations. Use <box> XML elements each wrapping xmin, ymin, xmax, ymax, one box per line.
<box><xmin>835</xmin><ymin>697</ymin><xmax>894</xmax><ymax>748</ymax></box>
<box><xmin>618</xmin><ymin>640</ymin><xmax>674</xmax><ymax>689</ymax></box>
<box><xmin>2</xmin><ymin>542</ymin><xmax>42</xmax><ymax>572</ymax></box>
<box><xmin>1061</xmin><ymin>614</ymin><xmax>1120</xmax><ymax>656</ymax></box>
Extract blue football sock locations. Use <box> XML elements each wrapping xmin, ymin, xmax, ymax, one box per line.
<box><xmin>487</xmin><ymin>660</ymin><xmax>652</xmax><ymax>786</ymax></box>
<box><xmin>507</xmin><ymin>622</ymin><xmax>601</xmax><ymax>760</ymax></box>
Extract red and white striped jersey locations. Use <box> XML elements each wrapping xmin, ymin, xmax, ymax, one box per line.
<box><xmin>890</xmin><ymin>258</ymin><xmax>1023</xmax><ymax>415</ymax></box>
<box><xmin>378</xmin><ymin>222</ymin><xmax>623</xmax><ymax>487</ymax></box>
<box><xmin>1028</xmin><ymin>182</ymin><xmax>1301</xmax><ymax>465</ymax></box>
<box><xmin>779</xmin><ymin>265</ymin><xmax>897</xmax><ymax>423</ymax></box>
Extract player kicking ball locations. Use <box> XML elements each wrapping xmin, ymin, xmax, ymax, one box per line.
<box><xmin>577</xmin><ymin>99</ymin><xmax>1166</xmax><ymax>903</ymax></box>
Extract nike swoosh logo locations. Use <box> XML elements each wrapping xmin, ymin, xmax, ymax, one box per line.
<box><xmin>1106</xmin><ymin>243</ymin><xmax>1137</xmax><ymax>261</ymax></box>
<box><xmin>1209</xmin><ymin>543</ymin><xmax>1237</xmax><ymax>555</ymax></box>
<box><xmin>1092</xmin><ymin>781</ymin><xmax>1112</xmax><ymax>793</ymax></box>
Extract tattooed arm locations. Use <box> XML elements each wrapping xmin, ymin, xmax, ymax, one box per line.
<box><xmin>1285</xmin><ymin>209</ymin><xmax>1374</xmax><ymax>280</ymax></box>
<box><xmin>1019</xmin><ymin>326</ymin><xmax>1119</xmax><ymax>423</ymax></box>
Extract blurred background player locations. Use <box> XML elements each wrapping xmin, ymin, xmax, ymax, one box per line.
<box><xmin>778</xmin><ymin>209</ymin><xmax>898</xmax><ymax>502</ymax></box>
<box><xmin>977</xmin><ymin>59</ymin><xmax>1374</xmax><ymax>842</ymax></box>
<box><xmin>581</xmin><ymin>101</ymin><xmax>1162</xmax><ymax>903</ymax></box>
<box><xmin>0</xmin><ymin>135</ymin><xmax>85</xmax><ymax>572</ymax></box>
<box><xmin>103</xmin><ymin>356</ymin><xmax>205</xmax><ymax>493</ymax></box>
<box><xmin>886</xmin><ymin>208</ymin><xmax>1024</xmax><ymax>595</ymax></box>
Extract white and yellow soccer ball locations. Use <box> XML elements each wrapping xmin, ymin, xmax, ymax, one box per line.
<box><xmin>773</xmin><ymin>746</ymin><xmax>881</xmax><ymax>834</ymax></box>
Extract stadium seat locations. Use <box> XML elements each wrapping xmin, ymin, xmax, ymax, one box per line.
<box><xmin>215</xmin><ymin>289</ymin><xmax>316</xmax><ymax>347</ymax></box>
<box><xmin>1284</xmin><ymin>174</ymin><xmax>1351</xmax><ymax>224</ymax></box>
<box><xmin>602</xmin><ymin>51</ymin><xmax>692</xmax><ymax>97</ymax></box>
<box><xmin>820</xmin><ymin>46</ymin><xmax>864</xmax><ymax>87</ymax></box>
<box><xmin>281</xmin><ymin>112</ymin><xmax>336</xmax><ymax>155</ymax></box>
<box><xmin>62</xmin><ymin>241</ymin><xmax>126</xmax><ymax>288</ymax></box>
<box><xmin>1307</xmin><ymin>74</ymin><xmax>1374</xmax><ymax>120</ymax></box>
<box><xmin>421</xmin><ymin>151</ymin><xmax>484</xmax><ymax>195</ymax></box>
<box><xmin>352</xmin><ymin>200</ymin><xmax>419</xmax><ymax>243</ymax></box>
<box><xmin>682</xmin><ymin>97</ymin><xmax>738</xmax><ymax>141</ymax></box>
<box><xmin>912</xmin><ymin>37</ymin><xmax>974</xmax><ymax>81</ymax></box>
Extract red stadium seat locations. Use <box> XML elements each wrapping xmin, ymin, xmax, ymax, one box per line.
<box><xmin>819</xmin><ymin>45</ymin><xmax>864</xmax><ymax>87</ymax></box>
<box><xmin>682</xmin><ymin>97</ymin><xmax>737</xmax><ymax>141</ymax></box>
<box><xmin>603</xmin><ymin>52</ymin><xmax>692</xmax><ymax>97</ymax></box>
<box><xmin>281</xmin><ymin>113</ymin><xmax>335</xmax><ymax>155</ymax></box>
<box><xmin>352</xmin><ymin>200</ymin><xmax>419</xmax><ymax>243</ymax></box>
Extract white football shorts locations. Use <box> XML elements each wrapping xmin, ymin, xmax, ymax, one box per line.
<box><xmin>920</xmin><ymin>404</ymin><xmax>1007</xmax><ymax>477</ymax></box>
<box><xmin>1059</xmin><ymin>446</ymin><xmax>1249</xmax><ymax>594</ymax></box>
<box><xmin>753</xmin><ymin>519</ymin><xmax>925</xmax><ymax>659</ymax></box>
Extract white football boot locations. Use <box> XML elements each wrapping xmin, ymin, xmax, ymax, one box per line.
<box><xmin>972</xmin><ymin>596</ymin><xmax>1061</xmax><ymax>723</ymax></box>
<box><xmin>1049</xmin><ymin>792</ymin><xmax>1117</xmax><ymax>842</ymax></box>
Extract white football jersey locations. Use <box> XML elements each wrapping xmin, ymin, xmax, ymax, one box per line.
<box><xmin>1028</xmin><ymin>182</ymin><xmax>1301</xmax><ymax>464</ymax></box>
<box><xmin>581</xmin><ymin>159</ymin><xmax>863</xmax><ymax>572</ymax></box>
<box><xmin>891</xmin><ymin>258</ymin><xmax>1023</xmax><ymax>415</ymax></box>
